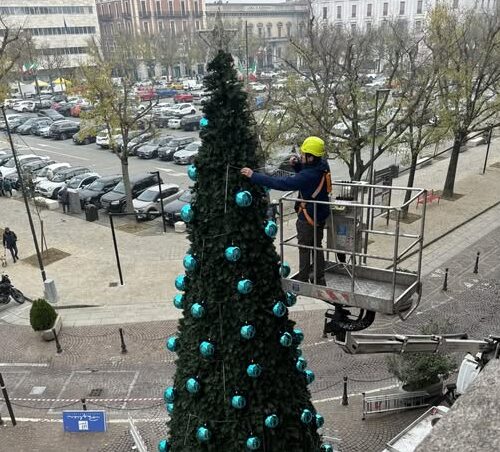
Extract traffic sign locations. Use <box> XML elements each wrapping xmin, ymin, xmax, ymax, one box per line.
<box><xmin>63</xmin><ymin>410</ymin><xmax>107</xmax><ymax>433</ymax></box>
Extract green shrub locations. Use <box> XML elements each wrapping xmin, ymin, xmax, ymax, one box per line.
<box><xmin>30</xmin><ymin>299</ymin><xmax>57</xmax><ymax>331</ymax></box>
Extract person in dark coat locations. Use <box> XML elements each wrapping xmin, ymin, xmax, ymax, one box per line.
<box><xmin>2</xmin><ymin>227</ymin><xmax>19</xmax><ymax>263</ymax></box>
<box><xmin>59</xmin><ymin>186</ymin><xmax>70</xmax><ymax>213</ymax></box>
<box><xmin>2</xmin><ymin>177</ymin><xmax>13</xmax><ymax>197</ymax></box>
<box><xmin>241</xmin><ymin>136</ymin><xmax>331</xmax><ymax>285</ymax></box>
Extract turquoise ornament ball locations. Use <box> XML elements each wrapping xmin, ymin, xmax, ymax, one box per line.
<box><xmin>246</xmin><ymin>363</ymin><xmax>262</xmax><ymax>378</ymax></box>
<box><xmin>240</xmin><ymin>324</ymin><xmax>256</xmax><ymax>340</ymax></box>
<box><xmin>225</xmin><ymin>246</ymin><xmax>241</xmax><ymax>262</ymax></box>
<box><xmin>183</xmin><ymin>254</ymin><xmax>197</xmax><ymax>271</ymax></box>
<box><xmin>158</xmin><ymin>439</ymin><xmax>170</xmax><ymax>452</ymax></box>
<box><xmin>190</xmin><ymin>303</ymin><xmax>205</xmax><ymax>318</ymax></box>
<box><xmin>173</xmin><ymin>293</ymin><xmax>184</xmax><ymax>309</ymax></box>
<box><xmin>187</xmin><ymin>164</ymin><xmax>197</xmax><ymax>181</ymax></box>
<box><xmin>264</xmin><ymin>220</ymin><xmax>278</xmax><ymax>238</ymax></box>
<box><xmin>237</xmin><ymin>279</ymin><xmax>253</xmax><ymax>294</ymax></box>
<box><xmin>164</xmin><ymin>386</ymin><xmax>175</xmax><ymax>403</ymax></box>
<box><xmin>180</xmin><ymin>204</ymin><xmax>193</xmax><ymax>222</ymax></box>
<box><xmin>186</xmin><ymin>377</ymin><xmax>200</xmax><ymax>394</ymax></box>
<box><xmin>199</xmin><ymin>341</ymin><xmax>215</xmax><ymax>358</ymax></box>
<box><xmin>199</xmin><ymin>117</ymin><xmax>208</xmax><ymax>128</ymax></box>
<box><xmin>196</xmin><ymin>426</ymin><xmax>211</xmax><ymax>442</ymax></box>
<box><xmin>321</xmin><ymin>444</ymin><xmax>334</xmax><ymax>452</ymax></box>
<box><xmin>280</xmin><ymin>332</ymin><xmax>293</xmax><ymax>347</ymax></box>
<box><xmin>284</xmin><ymin>291</ymin><xmax>297</xmax><ymax>307</ymax></box>
<box><xmin>166</xmin><ymin>403</ymin><xmax>174</xmax><ymax>414</ymax></box>
<box><xmin>264</xmin><ymin>414</ymin><xmax>279</xmax><ymax>429</ymax></box>
<box><xmin>166</xmin><ymin>336</ymin><xmax>178</xmax><ymax>352</ymax></box>
<box><xmin>235</xmin><ymin>190</ymin><xmax>252</xmax><ymax>207</ymax></box>
<box><xmin>296</xmin><ymin>357</ymin><xmax>308</xmax><ymax>371</ymax></box>
<box><xmin>272</xmin><ymin>301</ymin><xmax>287</xmax><ymax>318</ymax></box>
<box><xmin>279</xmin><ymin>262</ymin><xmax>291</xmax><ymax>278</ymax></box>
<box><xmin>174</xmin><ymin>274</ymin><xmax>186</xmax><ymax>291</ymax></box>
<box><xmin>315</xmin><ymin>413</ymin><xmax>325</xmax><ymax>428</ymax></box>
<box><xmin>231</xmin><ymin>395</ymin><xmax>246</xmax><ymax>409</ymax></box>
<box><xmin>293</xmin><ymin>328</ymin><xmax>304</xmax><ymax>345</ymax></box>
<box><xmin>246</xmin><ymin>436</ymin><xmax>261</xmax><ymax>450</ymax></box>
<box><xmin>300</xmin><ymin>409</ymin><xmax>313</xmax><ymax>424</ymax></box>
<box><xmin>305</xmin><ymin>369</ymin><xmax>315</xmax><ymax>384</ymax></box>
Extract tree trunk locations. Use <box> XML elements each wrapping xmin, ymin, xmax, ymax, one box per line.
<box><xmin>120</xmin><ymin>156</ymin><xmax>134</xmax><ymax>214</ymax></box>
<box><xmin>402</xmin><ymin>153</ymin><xmax>419</xmax><ymax>218</ymax></box>
<box><xmin>443</xmin><ymin>133</ymin><xmax>465</xmax><ymax>198</ymax></box>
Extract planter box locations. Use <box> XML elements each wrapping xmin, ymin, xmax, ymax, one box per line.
<box><xmin>40</xmin><ymin>314</ymin><xmax>63</xmax><ymax>341</ymax></box>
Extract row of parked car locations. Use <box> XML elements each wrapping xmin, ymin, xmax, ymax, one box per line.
<box><xmin>5</xmin><ymin>94</ymin><xmax>91</xmax><ymax>117</ymax></box>
<box><xmin>0</xmin><ymin>149</ymin><xmax>193</xmax><ymax>223</ymax></box>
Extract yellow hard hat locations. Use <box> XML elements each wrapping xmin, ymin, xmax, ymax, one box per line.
<box><xmin>300</xmin><ymin>136</ymin><xmax>325</xmax><ymax>157</ymax></box>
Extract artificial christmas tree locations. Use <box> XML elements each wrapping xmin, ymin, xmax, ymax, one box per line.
<box><xmin>160</xmin><ymin>46</ymin><xmax>330</xmax><ymax>451</ymax></box>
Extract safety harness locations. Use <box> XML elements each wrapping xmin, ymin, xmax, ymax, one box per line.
<box><xmin>298</xmin><ymin>170</ymin><xmax>332</xmax><ymax>226</ymax></box>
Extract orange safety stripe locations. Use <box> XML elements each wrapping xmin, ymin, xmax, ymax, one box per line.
<box><xmin>298</xmin><ymin>170</ymin><xmax>332</xmax><ymax>226</ymax></box>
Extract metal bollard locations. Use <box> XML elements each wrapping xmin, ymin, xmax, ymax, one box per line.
<box><xmin>442</xmin><ymin>268</ymin><xmax>448</xmax><ymax>291</ymax></box>
<box><xmin>81</xmin><ymin>398</ymin><xmax>87</xmax><ymax>410</ymax></box>
<box><xmin>473</xmin><ymin>252</ymin><xmax>480</xmax><ymax>274</ymax></box>
<box><xmin>342</xmin><ymin>376</ymin><xmax>349</xmax><ymax>406</ymax></box>
<box><xmin>119</xmin><ymin>328</ymin><xmax>128</xmax><ymax>354</ymax></box>
<box><xmin>52</xmin><ymin>328</ymin><xmax>62</xmax><ymax>354</ymax></box>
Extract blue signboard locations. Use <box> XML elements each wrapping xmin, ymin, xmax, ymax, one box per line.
<box><xmin>63</xmin><ymin>410</ymin><xmax>107</xmax><ymax>433</ymax></box>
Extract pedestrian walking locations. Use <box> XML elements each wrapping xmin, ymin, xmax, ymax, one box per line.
<box><xmin>2</xmin><ymin>227</ymin><xmax>19</xmax><ymax>263</ymax></box>
<box><xmin>2</xmin><ymin>177</ymin><xmax>12</xmax><ymax>197</ymax></box>
<box><xmin>59</xmin><ymin>186</ymin><xmax>70</xmax><ymax>213</ymax></box>
<box><xmin>0</xmin><ymin>176</ymin><xmax>4</xmax><ymax>196</ymax></box>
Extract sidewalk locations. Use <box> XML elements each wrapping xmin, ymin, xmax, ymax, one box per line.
<box><xmin>1</xmin><ymin>138</ymin><xmax>499</xmax><ymax>327</ymax></box>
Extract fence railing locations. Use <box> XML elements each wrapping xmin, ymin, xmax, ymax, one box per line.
<box><xmin>362</xmin><ymin>391</ymin><xmax>429</xmax><ymax>419</ymax></box>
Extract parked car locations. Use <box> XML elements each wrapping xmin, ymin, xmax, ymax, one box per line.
<box><xmin>0</xmin><ymin>153</ymin><xmax>13</xmax><ymax>167</ymax></box>
<box><xmin>49</xmin><ymin>120</ymin><xmax>80</xmax><ymax>140</ymax></box>
<box><xmin>100</xmin><ymin>172</ymin><xmax>161</xmax><ymax>213</ymax></box>
<box><xmin>32</xmin><ymin>162</ymin><xmax>71</xmax><ymax>185</ymax></box>
<box><xmin>57</xmin><ymin>102</ymin><xmax>75</xmax><ymax>117</ymax></box>
<box><xmin>192</xmin><ymin>90</ymin><xmax>211</xmax><ymax>105</ymax></box>
<box><xmin>154</xmin><ymin>111</ymin><xmax>175</xmax><ymax>128</ymax></box>
<box><xmin>137</xmin><ymin>88</ymin><xmax>157</xmax><ymax>101</ymax></box>
<box><xmin>78</xmin><ymin>175</ymin><xmax>122</xmax><ymax>209</ymax></box>
<box><xmin>7</xmin><ymin>115</ymin><xmax>32</xmax><ymax>132</ymax></box>
<box><xmin>96</xmin><ymin>129</ymin><xmax>121</xmax><ymax>148</ymax></box>
<box><xmin>0</xmin><ymin>154</ymin><xmax>48</xmax><ymax>177</ymax></box>
<box><xmin>0</xmin><ymin>114</ymin><xmax>22</xmax><ymax>130</ymax></box>
<box><xmin>73</xmin><ymin>125</ymin><xmax>104</xmax><ymax>145</ymax></box>
<box><xmin>173</xmin><ymin>141</ymin><xmax>202</xmax><ymax>164</ymax></box>
<box><xmin>135</xmin><ymin>136</ymin><xmax>173</xmax><ymax>159</ymax></box>
<box><xmin>158</xmin><ymin>136</ymin><xmax>195</xmax><ymax>161</ymax></box>
<box><xmin>39</xmin><ymin>124</ymin><xmax>53</xmax><ymax>137</ymax></box>
<box><xmin>34</xmin><ymin>99</ymin><xmax>53</xmax><ymax>110</ymax></box>
<box><xmin>133</xmin><ymin>183</ymin><xmax>182</xmax><ymax>220</ymax></box>
<box><xmin>64</xmin><ymin>172</ymin><xmax>100</xmax><ymax>191</ymax></box>
<box><xmin>38</xmin><ymin>109</ymin><xmax>65</xmax><ymax>121</ymax></box>
<box><xmin>163</xmin><ymin>189</ymin><xmax>193</xmax><ymax>225</ymax></box>
<box><xmin>181</xmin><ymin>114</ymin><xmax>204</xmax><ymax>131</ymax></box>
<box><xmin>173</xmin><ymin>92</ymin><xmax>193</xmax><ymax>103</ymax></box>
<box><xmin>168</xmin><ymin>118</ymin><xmax>182</xmax><ymax>129</ymax></box>
<box><xmin>4</xmin><ymin>159</ymin><xmax>56</xmax><ymax>190</ymax></box>
<box><xmin>13</xmin><ymin>100</ymin><xmax>36</xmax><ymax>112</ymax></box>
<box><xmin>156</xmin><ymin>88</ymin><xmax>177</xmax><ymax>98</ymax></box>
<box><xmin>16</xmin><ymin>117</ymin><xmax>52</xmax><ymax>135</ymax></box>
<box><xmin>126</xmin><ymin>131</ymin><xmax>156</xmax><ymax>155</ymax></box>
<box><xmin>167</xmin><ymin>103</ymin><xmax>196</xmax><ymax>117</ymax></box>
<box><xmin>36</xmin><ymin>166</ymin><xmax>91</xmax><ymax>199</ymax></box>
<box><xmin>31</xmin><ymin>118</ymin><xmax>54</xmax><ymax>136</ymax></box>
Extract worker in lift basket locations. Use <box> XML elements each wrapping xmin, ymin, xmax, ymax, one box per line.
<box><xmin>241</xmin><ymin>136</ymin><xmax>331</xmax><ymax>285</ymax></box>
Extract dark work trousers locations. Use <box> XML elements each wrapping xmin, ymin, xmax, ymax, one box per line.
<box><xmin>7</xmin><ymin>245</ymin><xmax>19</xmax><ymax>263</ymax></box>
<box><xmin>296</xmin><ymin>218</ymin><xmax>326</xmax><ymax>285</ymax></box>
<box><xmin>62</xmin><ymin>202</ymin><xmax>70</xmax><ymax>213</ymax></box>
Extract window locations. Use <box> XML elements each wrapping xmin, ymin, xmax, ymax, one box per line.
<box><xmin>125</xmin><ymin>2</ymin><xmax>130</xmax><ymax>14</ymax></box>
<box><xmin>323</xmin><ymin>6</ymin><xmax>327</xmax><ymax>20</ymax></box>
<box><xmin>159</xmin><ymin>21</ymin><xmax>163</xmax><ymax>31</ymax></box>
<box><xmin>277</xmin><ymin>47</ymin><xmax>281</xmax><ymax>59</ymax></box>
<box><xmin>194</xmin><ymin>1</ymin><xmax>199</xmax><ymax>15</ymax></box>
<box><xmin>367</xmin><ymin>4</ymin><xmax>372</xmax><ymax>17</ymax></box>
<box><xmin>258</xmin><ymin>24</ymin><xmax>263</xmax><ymax>38</ymax></box>
<box><xmin>415</xmin><ymin>20</ymin><xmax>422</xmax><ymax>32</ymax></box>
<box><xmin>351</xmin><ymin>23</ymin><xmax>356</xmax><ymax>32</ymax></box>
<box><xmin>277</xmin><ymin>23</ymin><xmax>282</xmax><ymax>38</ymax></box>
<box><xmin>267</xmin><ymin>23</ymin><xmax>272</xmax><ymax>37</ymax></box>
<box><xmin>366</xmin><ymin>22</ymin><xmax>372</xmax><ymax>32</ymax></box>
<box><xmin>195</xmin><ymin>20</ymin><xmax>200</xmax><ymax>30</ymax></box>
<box><xmin>417</xmin><ymin>0</ymin><xmax>423</xmax><ymax>14</ymax></box>
<box><xmin>169</xmin><ymin>2</ymin><xmax>173</xmax><ymax>15</ymax></box>
<box><xmin>400</xmin><ymin>2</ymin><xmax>405</xmax><ymax>15</ymax></box>
<box><xmin>352</xmin><ymin>5</ymin><xmax>356</xmax><ymax>18</ymax></box>
<box><xmin>181</xmin><ymin>1</ymin><xmax>186</xmax><ymax>15</ymax></box>
<box><xmin>183</xmin><ymin>21</ymin><xmax>187</xmax><ymax>32</ymax></box>
<box><xmin>156</xmin><ymin>1</ymin><xmax>161</xmax><ymax>13</ymax></box>
<box><xmin>170</xmin><ymin>21</ymin><xmax>175</xmax><ymax>35</ymax></box>
<box><xmin>383</xmin><ymin>2</ymin><xmax>388</xmax><ymax>16</ymax></box>
<box><xmin>337</xmin><ymin>5</ymin><xmax>341</xmax><ymax>20</ymax></box>
<box><xmin>286</xmin><ymin>22</ymin><xmax>291</xmax><ymax>37</ymax></box>
<box><xmin>141</xmin><ymin>1</ymin><xmax>146</xmax><ymax>13</ymax></box>
<box><xmin>144</xmin><ymin>22</ymin><xmax>149</xmax><ymax>34</ymax></box>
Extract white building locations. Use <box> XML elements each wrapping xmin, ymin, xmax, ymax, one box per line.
<box><xmin>312</xmin><ymin>0</ymin><xmax>499</xmax><ymax>32</ymax></box>
<box><xmin>0</xmin><ymin>1</ymin><xmax>100</xmax><ymax>71</ymax></box>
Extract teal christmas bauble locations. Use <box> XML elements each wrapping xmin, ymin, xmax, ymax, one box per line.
<box><xmin>191</xmin><ymin>303</ymin><xmax>205</xmax><ymax>318</ymax></box>
<box><xmin>200</xmin><ymin>117</ymin><xmax>208</xmax><ymax>128</ymax></box>
<box><xmin>231</xmin><ymin>395</ymin><xmax>246</xmax><ymax>409</ymax></box>
<box><xmin>264</xmin><ymin>414</ymin><xmax>279</xmax><ymax>429</ymax></box>
<box><xmin>272</xmin><ymin>301</ymin><xmax>287</xmax><ymax>318</ymax></box>
<box><xmin>296</xmin><ymin>357</ymin><xmax>308</xmax><ymax>371</ymax></box>
<box><xmin>196</xmin><ymin>426</ymin><xmax>211</xmax><ymax>442</ymax></box>
<box><xmin>293</xmin><ymin>328</ymin><xmax>304</xmax><ymax>345</ymax></box>
<box><xmin>237</xmin><ymin>279</ymin><xmax>253</xmax><ymax>294</ymax></box>
<box><xmin>186</xmin><ymin>377</ymin><xmax>200</xmax><ymax>394</ymax></box>
<box><xmin>175</xmin><ymin>274</ymin><xmax>186</xmax><ymax>291</ymax></box>
<box><xmin>235</xmin><ymin>190</ymin><xmax>252</xmax><ymax>207</ymax></box>
<box><xmin>279</xmin><ymin>262</ymin><xmax>291</xmax><ymax>278</ymax></box>
<box><xmin>321</xmin><ymin>444</ymin><xmax>334</xmax><ymax>452</ymax></box>
<box><xmin>183</xmin><ymin>254</ymin><xmax>197</xmax><ymax>272</ymax></box>
<box><xmin>187</xmin><ymin>164</ymin><xmax>197</xmax><ymax>181</ymax></box>
<box><xmin>158</xmin><ymin>439</ymin><xmax>169</xmax><ymax>452</ymax></box>
<box><xmin>264</xmin><ymin>220</ymin><xmax>278</xmax><ymax>238</ymax></box>
<box><xmin>240</xmin><ymin>324</ymin><xmax>256</xmax><ymax>340</ymax></box>
<box><xmin>173</xmin><ymin>293</ymin><xmax>184</xmax><ymax>309</ymax></box>
<box><xmin>225</xmin><ymin>246</ymin><xmax>241</xmax><ymax>262</ymax></box>
<box><xmin>180</xmin><ymin>204</ymin><xmax>193</xmax><ymax>222</ymax></box>
<box><xmin>284</xmin><ymin>291</ymin><xmax>297</xmax><ymax>307</ymax></box>
<box><xmin>166</xmin><ymin>336</ymin><xmax>178</xmax><ymax>352</ymax></box>
<box><xmin>315</xmin><ymin>413</ymin><xmax>325</xmax><ymax>428</ymax></box>
<box><xmin>246</xmin><ymin>363</ymin><xmax>262</xmax><ymax>378</ymax></box>
<box><xmin>164</xmin><ymin>386</ymin><xmax>175</xmax><ymax>403</ymax></box>
<box><xmin>280</xmin><ymin>332</ymin><xmax>293</xmax><ymax>347</ymax></box>
<box><xmin>305</xmin><ymin>369</ymin><xmax>315</xmax><ymax>384</ymax></box>
<box><xmin>199</xmin><ymin>341</ymin><xmax>215</xmax><ymax>358</ymax></box>
<box><xmin>166</xmin><ymin>402</ymin><xmax>174</xmax><ymax>414</ymax></box>
<box><xmin>246</xmin><ymin>436</ymin><xmax>261</xmax><ymax>450</ymax></box>
<box><xmin>300</xmin><ymin>409</ymin><xmax>313</xmax><ymax>424</ymax></box>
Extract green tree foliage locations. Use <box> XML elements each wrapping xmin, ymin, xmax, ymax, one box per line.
<box><xmin>166</xmin><ymin>50</ymin><xmax>323</xmax><ymax>450</ymax></box>
<box><xmin>30</xmin><ymin>298</ymin><xmax>57</xmax><ymax>331</ymax></box>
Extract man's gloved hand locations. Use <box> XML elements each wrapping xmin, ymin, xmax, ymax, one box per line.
<box><xmin>240</xmin><ymin>168</ymin><xmax>253</xmax><ymax>178</ymax></box>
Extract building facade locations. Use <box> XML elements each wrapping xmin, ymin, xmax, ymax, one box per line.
<box><xmin>205</xmin><ymin>1</ymin><xmax>309</xmax><ymax>69</ymax></box>
<box><xmin>0</xmin><ymin>1</ymin><xmax>100</xmax><ymax>71</ymax></box>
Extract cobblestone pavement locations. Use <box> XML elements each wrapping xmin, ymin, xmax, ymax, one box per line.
<box><xmin>1</xmin><ymin>224</ymin><xmax>499</xmax><ymax>451</ymax></box>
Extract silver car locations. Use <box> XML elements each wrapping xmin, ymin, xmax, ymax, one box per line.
<box><xmin>173</xmin><ymin>141</ymin><xmax>202</xmax><ymax>165</ymax></box>
<box><xmin>133</xmin><ymin>183</ymin><xmax>183</xmax><ymax>220</ymax></box>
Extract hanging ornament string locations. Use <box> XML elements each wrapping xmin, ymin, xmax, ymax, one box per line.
<box><xmin>224</xmin><ymin>163</ymin><xmax>230</xmax><ymax>214</ymax></box>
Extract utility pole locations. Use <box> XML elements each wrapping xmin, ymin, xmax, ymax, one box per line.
<box><xmin>1</xmin><ymin>106</ymin><xmax>47</xmax><ymax>282</ymax></box>
<box><xmin>151</xmin><ymin>171</ymin><xmax>167</xmax><ymax>233</ymax></box>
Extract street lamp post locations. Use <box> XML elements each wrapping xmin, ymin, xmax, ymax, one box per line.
<box><xmin>151</xmin><ymin>171</ymin><xmax>167</xmax><ymax>233</ymax></box>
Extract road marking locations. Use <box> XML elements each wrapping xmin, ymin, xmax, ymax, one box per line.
<box><xmin>49</xmin><ymin>371</ymin><xmax>75</xmax><ymax>413</ymax></box>
<box><xmin>156</xmin><ymin>167</ymin><xmax>186</xmax><ymax>177</ymax></box>
<box><xmin>0</xmin><ymin>363</ymin><xmax>49</xmax><ymax>367</ymax></box>
<box><xmin>13</xmin><ymin>417</ymin><xmax>168</xmax><ymax>423</ymax></box>
<box><xmin>121</xmin><ymin>370</ymin><xmax>139</xmax><ymax>410</ymax></box>
<box><xmin>30</xmin><ymin>147</ymin><xmax>90</xmax><ymax>161</ymax></box>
